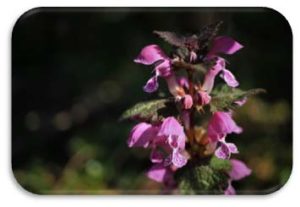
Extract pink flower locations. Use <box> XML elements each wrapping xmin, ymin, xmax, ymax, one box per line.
<box><xmin>177</xmin><ymin>76</ymin><xmax>189</xmax><ymax>90</ymax></box>
<box><xmin>182</xmin><ymin>94</ymin><xmax>193</xmax><ymax>109</ymax></box>
<box><xmin>158</xmin><ymin>117</ymin><xmax>185</xmax><ymax>148</ymax></box>
<box><xmin>207</xmin><ymin>112</ymin><xmax>242</xmax><ymax>159</ymax></box>
<box><xmin>203</xmin><ymin>36</ymin><xmax>243</xmax><ymax>91</ymax></box>
<box><xmin>202</xmin><ymin>58</ymin><xmax>225</xmax><ymax>93</ymax></box>
<box><xmin>127</xmin><ymin>122</ymin><xmax>158</xmax><ymax>148</ymax></box>
<box><xmin>224</xmin><ymin>159</ymin><xmax>252</xmax><ymax>195</ymax></box>
<box><xmin>175</xmin><ymin>77</ymin><xmax>195</xmax><ymax>109</ymax></box>
<box><xmin>207</xmin><ymin>36</ymin><xmax>243</xmax><ymax>59</ymax></box>
<box><xmin>143</xmin><ymin>76</ymin><xmax>158</xmax><ymax>93</ymax></box>
<box><xmin>128</xmin><ymin>117</ymin><xmax>187</xmax><ymax>173</ymax></box>
<box><xmin>197</xmin><ymin>91</ymin><xmax>211</xmax><ymax>106</ymax></box>
<box><xmin>208</xmin><ymin>112</ymin><xmax>242</xmax><ymax>142</ymax></box>
<box><xmin>203</xmin><ymin>58</ymin><xmax>239</xmax><ymax>91</ymax></box>
<box><xmin>134</xmin><ymin>44</ymin><xmax>169</xmax><ymax>66</ymax></box>
<box><xmin>146</xmin><ymin>163</ymin><xmax>173</xmax><ymax>183</ymax></box>
<box><xmin>165</xmin><ymin>74</ymin><xmax>184</xmax><ymax>98</ymax></box>
<box><xmin>228</xmin><ymin>159</ymin><xmax>252</xmax><ymax>181</ymax></box>
<box><xmin>215</xmin><ymin>138</ymin><xmax>239</xmax><ymax>159</ymax></box>
<box><xmin>220</xmin><ymin>68</ymin><xmax>239</xmax><ymax>88</ymax></box>
<box><xmin>224</xmin><ymin>181</ymin><xmax>236</xmax><ymax>195</ymax></box>
<box><xmin>157</xmin><ymin>117</ymin><xmax>188</xmax><ymax>168</ymax></box>
<box><xmin>134</xmin><ymin>44</ymin><xmax>172</xmax><ymax>93</ymax></box>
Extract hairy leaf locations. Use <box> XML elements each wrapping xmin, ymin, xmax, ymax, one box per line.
<box><xmin>120</xmin><ymin>98</ymin><xmax>176</xmax><ymax>122</ymax></box>
<box><xmin>176</xmin><ymin>161</ymin><xmax>229</xmax><ymax>194</ymax></box>
<box><xmin>210</xmin><ymin>84</ymin><xmax>266</xmax><ymax>112</ymax></box>
<box><xmin>198</xmin><ymin>21</ymin><xmax>223</xmax><ymax>50</ymax></box>
<box><xmin>153</xmin><ymin>31</ymin><xmax>186</xmax><ymax>47</ymax></box>
<box><xmin>210</xmin><ymin>156</ymin><xmax>232</xmax><ymax>171</ymax></box>
<box><xmin>154</xmin><ymin>31</ymin><xmax>199</xmax><ymax>50</ymax></box>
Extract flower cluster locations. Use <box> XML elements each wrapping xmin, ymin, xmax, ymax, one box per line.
<box><xmin>124</xmin><ymin>24</ymin><xmax>255</xmax><ymax>194</ymax></box>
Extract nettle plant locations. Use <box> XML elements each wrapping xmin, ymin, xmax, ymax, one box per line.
<box><xmin>121</xmin><ymin>22</ymin><xmax>264</xmax><ymax>195</ymax></box>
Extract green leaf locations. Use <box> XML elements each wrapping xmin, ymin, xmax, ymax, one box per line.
<box><xmin>153</xmin><ymin>31</ymin><xmax>186</xmax><ymax>48</ymax></box>
<box><xmin>119</xmin><ymin>98</ymin><xmax>176</xmax><ymax>122</ymax></box>
<box><xmin>210</xmin><ymin>84</ymin><xmax>266</xmax><ymax>112</ymax></box>
<box><xmin>209</xmin><ymin>156</ymin><xmax>232</xmax><ymax>171</ymax></box>
<box><xmin>176</xmin><ymin>160</ymin><xmax>229</xmax><ymax>194</ymax></box>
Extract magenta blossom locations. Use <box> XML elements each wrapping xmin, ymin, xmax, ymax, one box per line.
<box><xmin>176</xmin><ymin>77</ymin><xmax>194</xmax><ymax>109</ymax></box>
<box><xmin>224</xmin><ymin>181</ymin><xmax>236</xmax><ymax>195</ymax></box>
<box><xmin>207</xmin><ymin>36</ymin><xmax>243</xmax><ymax>59</ymax></box>
<box><xmin>134</xmin><ymin>44</ymin><xmax>172</xmax><ymax>93</ymax></box>
<box><xmin>182</xmin><ymin>94</ymin><xmax>193</xmax><ymax>109</ymax></box>
<box><xmin>202</xmin><ymin>57</ymin><xmax>239</xmax><ymax>92</ymax></box>
<box><xmin>127</xmin><ymin>122</ymin><xmax>159</xmax><ymax>148</ymax></box>
<box><xmin>177</xmin><ymin>76</ymin><xmax>189</xmax><ymax>90</ymax></box>
<box><xmin>201</xmin><ymin>58</ymin><xmax>224</xmax><ymax>93</ymax></box>
<box><xmin>215</xmin><ymin>137</ymin><xmax>239</xmax><ymax>159</ymax></box>
<box><xmin>157</xmin><ymin>117</ymin><xmax>187</xmax><ymax>168</ymax></box>
<box><xmin>128</xmin><ymin>117</ymin><xmax>187</xmax><ymax>184</ymax></box>
<box><xmin>225</xmin><ymin>159</ymin><xmax>252</xmax><ymax>195</ymax></box>
<box><xmin>208</xmin><ymin>112</ymin><xmax>242</xmax><ymax>141</ymax></box>
<box><xmin>145</xmin><ymin>117</ymin><xmax>188</xmax><ymax>184</ymax></box>
<box><xmin>207</xmin><ymin>111</ymin><xmax>242</xmax><ymax>159</ymax></box>
<box><xmin>197</xmin><ymin>90</ymin><xmax>211</xmax><ymax>106</ymax></box>
<box><xmin>203</xmin><ymin>36</ymin><xmax>243</xmax><ymax>91</ymax></box>
<box><xmin>146</xmin><ymin>163</ymin><xmax>174</xmax><ymax>183</ymax></box>
<box><xmin>135</xmin><ymin>44</ymin><xmax>187</xmax><ymax>101</ymax></box>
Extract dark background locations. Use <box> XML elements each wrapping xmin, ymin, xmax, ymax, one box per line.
<box><xmin>12</xmin><ymin>8</ymin><xmax>292</xmax><ymax>194</ymax></box>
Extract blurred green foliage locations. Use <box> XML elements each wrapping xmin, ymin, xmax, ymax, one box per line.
<box><xmin>12</xmin><ymin>8</ymin><xmax>292</xmax><ymax>194</ymax></box>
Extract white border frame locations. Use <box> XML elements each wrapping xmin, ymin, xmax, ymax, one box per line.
<box><xmin>1</xmin><ymin>1</ymin><xmax>297</xmax><ymax>207</ymax></box>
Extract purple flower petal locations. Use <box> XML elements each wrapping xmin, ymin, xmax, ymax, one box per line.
<box><xmin>134</xmin><ymin>44</ymin><xmax>167</xmax><ymax>65</ymax></box>
<box><xmin>164</xmin><ymin>149</ymin><xmax>187</xmax><ymax>168</ymax></box>
<box><xmin>227</xmin><ymin>143</ymin><xmax>239</xmax><ymax>154</ymax></box>
<box><xmin>215</xmin><ymin>143</ymin><xmax>230</xmax><ymax>159</ymax></box>
<box><xmin>190</xmin><ymin>51</ymin><xmax>197</xmax><ymax>62</ymax></box>
<box><xmin>143</xmin><ymin>76</ymin><xmax>159</xmax><ymax>93</ymax></box>
<box><xmin>127</xmin><ymin>122</ymin><xmax>158</xmax><ymax>148</ymax></box>
<box><xmin>167</xmin><ymin>135</ymin><xmax>179</xmax><ymax>149</ymax></box>
<box><xmin>202</xmin><ymin>58</ymin><xmax>225</xmax><ymax>93</ymax></box>
<box><xmin>146</xmin><ymin>163</ymin><xmax>170</xmax><ymax>183</ymax></box>
<box><xmin>208</xmin><ymin>112</ymin><xmax>242</xmax><ymax>141</ymax></box>
<box><xmin>171</xmin><ymin>150</ymin><xmax>187</xmax><ymax>168</ymax></box>
<box><xmin>215</xmin><ymin>141</ymin><xmax>239</xmax><ymax>160</ymax></box>
<box><xmin>177</xmin><ymin>76</ymin><xmax>189</xmax><ymax>89</ymax></box>
<box><xmin>150</xmin><ymin>148</ymin><xmax>164</xmax><ymax>163</ymax></box>
<box><xmin>197</xmin><ymin>91</ymin><xmax>211</xmax><ymax>105</ymax></box>
<box><xmin>165</xmin><ymin>74</ymin><xmax>182</xmax><ymax>97</ymax></box>
<box><xmin>208</xmin><ymin>36</ymin><xmax>243</xmax><ymax>58</ymax></box>
<box><xmin>155</xmin><ymin>59</ymin><xmax>172</xmax><ymax>77</ymax></box>
<box><xmin>224</xmin><ymin>180</ymin><xmax>236</xmax><ymax>195</ymax></box>
<box><xmin>229</xmin><ymin>159</ymin><xmax>252</xmax><ymax>181</ymax></box>
<box><xmin>232</xmin><ymin>124</ymin><xmax>243</xmax><ymax>134</ymax></box>
<box><xmin>235</xmin><ymin>98</ymin><xmax>247</xmax><ymax>106</ymax></box>
<box><xmin>182</xmin><ymin>94</ymin><xmax>193</xmax><ymax>109</ymax></box>
<box><xmin>158</xmin><ymin>117</ymin><xmax>186</xmax><ymax>149</ymax></box>
<box><xmin>220</xmin><ymin>69</ymin><xmax>239</xmax><ymax>88</ymax></box>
